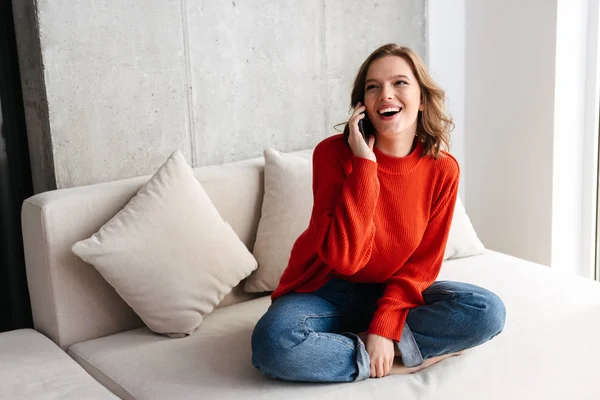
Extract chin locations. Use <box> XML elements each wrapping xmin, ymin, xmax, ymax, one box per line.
<box><xmin>376</xmin><ymin>126</ymin><xmax>408</xmax><ymax>137</ymax></box>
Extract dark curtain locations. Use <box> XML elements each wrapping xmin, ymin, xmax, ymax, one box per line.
<box><xmin>0</xmin><ymin>0</ymin><xmax>34</xmax><ymax>333</ymax></box>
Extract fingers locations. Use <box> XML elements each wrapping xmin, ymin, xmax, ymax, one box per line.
<box><xmin>370</xmin><ymin>357</ymin><xmax>394</xmax><ymax>378</ymax></box>
<box><xmin>351</xmin><ymin>101</ymin><xmax>366</xmax><ymax>119</ymax></box>
<box><xmin>349</xmin><ymin>102</ymin><xmax>366</xmax><ymax>132</ymax></box>
<box><xmin>376</xmin><ymin>360</ymin><xmax>384</xmax><ymax>378</ymax></box>
<box><xmin>385</xmin><ymin>357</ymin><xmax>394</xmax><ymax>376</ymax></box>
<box><xmin>370</xmin><ymin>359</ymin><xmax>383</xmax><ymax>378</ymax></box>
<box><xmin>348</xmin><ymin>102</ymin><xmax>376</xmax><ymax>161</ymax></box>
<box><xmin>366</xmin><ymin>334</ymin><xmax>396</xmax><ymax>378</ymax></box>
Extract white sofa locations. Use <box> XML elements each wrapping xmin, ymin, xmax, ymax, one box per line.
<box><xmin>0</xmin><ymin>328</ymin><xmax>118</xmax><ymax>399</ymax></box>
<box><xmin>10</xmin><ymin>149</ymin><xmax>600</xmax><ymax>399</ymax></box>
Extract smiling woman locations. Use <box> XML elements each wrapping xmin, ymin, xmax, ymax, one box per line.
<box><xmin>342</xmin><ymin>44</ymin><xmax>452</xmax><ymax>160</ymax></box>
<box><xmin>250</xmin><ymin>43</ymin><xmax>505</xmax><ymax>382</ymax></box>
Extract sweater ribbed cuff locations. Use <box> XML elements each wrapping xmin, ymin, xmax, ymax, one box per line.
<box><xmin>350</xmin><ymin>156</ymin><xmax>379</xmax><ymax>198</ymax></box>
<box><xmin>352</xmin><ymin>156</ymin><xmax>377</xmax><ymax>174</ymax></box>
<box><xmin>367</xmin><ymin>307</ymin><xmax>409</xmax><ymax>342</ymax></box>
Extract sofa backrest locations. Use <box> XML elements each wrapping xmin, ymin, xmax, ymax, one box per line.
<box><xmin>21</xmin><ymin>150</ymin><xmax>312</xmax><ymax>350</ymax></box>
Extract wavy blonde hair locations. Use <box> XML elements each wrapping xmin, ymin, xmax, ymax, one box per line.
<box><xmin>341</xmin><ymin>44</ymin><xmax>453</xmax><ymax>158</ymax></box>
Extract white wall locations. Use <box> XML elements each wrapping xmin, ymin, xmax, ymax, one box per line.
<box><xmin>580</xmin><ymin>0</ymin><xmax>600</xmax><ymax>279</ymax></box>
<box><xmin>427</xmin><ymin>0</ymin><xmax>466</xmax><ymax>203</ymax></box>
<box><xmin>461</xmin><ymin>0</ymin><xmax>599</xmax><ymax>276</ymax></box>
<box><xmin>465</xmin><ymin>0</ymin><xmax>558</xmax><ymax>267</ymax></box>
<box><xmin>551</xmin><ymin>0</ymin><xmax>596</xmax><ymax>276</ymax></box>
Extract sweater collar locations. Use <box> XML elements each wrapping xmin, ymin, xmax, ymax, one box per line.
<box><xmin>373</xmin><ymin>139</ymin><xmax>424</xmax><ymax>175</ymax></box>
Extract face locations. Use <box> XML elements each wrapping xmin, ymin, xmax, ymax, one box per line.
<box><xmin>363</xmin><ymin>55</ymin><xmax>423</xmax><ymax>138</ymax></box>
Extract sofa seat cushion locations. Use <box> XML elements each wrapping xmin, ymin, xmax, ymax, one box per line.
<box><xmin>0</xmin><ymin>329</ymin><xmax>118</xmax><ymax>399</ymax></box>
<box><xmin>68</xmin><ymin>250</ymin><xmax>600</xmax><ymax>400</ymax></box>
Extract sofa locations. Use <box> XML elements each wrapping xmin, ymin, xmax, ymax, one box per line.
<box><xmin>5</xmin><ymin>146</ymin><xmax>600</xmax><ymax>399</ymax></box>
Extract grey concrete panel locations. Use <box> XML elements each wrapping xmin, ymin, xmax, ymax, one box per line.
<box><xmin>324</xmin><ymin>0</ymin><xmax>427</xmax><ymax>136</ymax></box>
<box><xmin>15</xmin><ymin>0</ymin><xmax>426</xmax><ymax>189</ymax></box>
<box><xmin>12</xmin><ymin>0</ymin><xmax>56</xmax><ymax>193</ymax></box>
<box><xmin>37</xmin><ymin>0</ymin><xmax>191</xmax><ymax>188</ymax></box>
<box><xmin>186</xmin><ymin>0</ymin><xmax>328</xmax><ymax>166</ymax></box>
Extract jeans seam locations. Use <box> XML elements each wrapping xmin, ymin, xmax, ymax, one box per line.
<box><xmin>313</xmin><ymin>332</ymin><xmax>356</xmax><ymax>349</ymax></box>
<box><xmin>424</xmin><ymin>289</ymin><xmax>457</xmax><ymax>299</ymax></box>
<box><xmin>299</xmin><ymin>313</ymin><xmax>355</xmax><ymax>350</ymax></box>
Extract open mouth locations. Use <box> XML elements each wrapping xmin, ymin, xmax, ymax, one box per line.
<box><xmin>378</xmin><ymin>107</ymin><xmax>402</xmax><ymax>118</ymax></box>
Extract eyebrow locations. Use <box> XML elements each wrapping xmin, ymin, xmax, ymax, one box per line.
<box><xmin>365</xmin><ymin>74</ymin><xmax>411</xmax><ymax>84</ymax></box>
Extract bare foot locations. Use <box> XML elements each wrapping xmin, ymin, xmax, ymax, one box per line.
<box><xmin>388</xmin><ymin>351</ymin><xmax>465</xmax><ymax>375</ymax></box>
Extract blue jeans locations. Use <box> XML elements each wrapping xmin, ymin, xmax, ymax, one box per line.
<box><xmin>251</xmin><ymin>278</ymin><xmax>506</xmax><ymax>382</ymax></box>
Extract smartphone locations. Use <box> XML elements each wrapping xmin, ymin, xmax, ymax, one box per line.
<box><xmin>358</xmin><ymin>119</ymin><xmax>366</xmax><ymax>142</ymax></box>
<box><xmin>358</xmin><ymin>114</ymin><xmax>370</xmax><ymax>143</ymax></box>
<box><xmin>350</xmin><ymin>100</ymin><xmax>373</xmax><ymax>144</ymax></box>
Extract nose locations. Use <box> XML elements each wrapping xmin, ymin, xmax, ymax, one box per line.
<box><xmin>380</xmin><ymin>83</ymin><xmax>394</xmax><ymax>100</ymax></box>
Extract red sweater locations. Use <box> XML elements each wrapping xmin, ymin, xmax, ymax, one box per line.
<box><xmin>271</xmin><ymin>134</ymin><xmax>459</xmax><ymax>342</ymax></box>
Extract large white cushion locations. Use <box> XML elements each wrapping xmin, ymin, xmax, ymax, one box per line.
<box><xmin>72</xmin><ymin>150</ymin><xmax>258</xmax><ymax>337</ymax></box>
<box><xmin>246</xmin><ymin>149</ymin><xmax>484</xmax><ymax>293</ymax></box>
<box><xmin>68</xmin><ymin>250</ymin><xmax>600</xmax><ymax>400</ymax></box>
<box><xmin>0</xmin><ymin>329</ymin><xmax>118</xmax><ymax>399</ymax></box>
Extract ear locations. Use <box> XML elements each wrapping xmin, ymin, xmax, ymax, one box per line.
<box><xmin>419</xmin><ymin>103</ymin><xmax>425</xmax><ymax>111</ymax></box>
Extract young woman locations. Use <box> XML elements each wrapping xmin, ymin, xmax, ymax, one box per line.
<box><xmin>251</xmin><ymin>44</ymin><xmax>506</xmax><ymax>382</ymax></box>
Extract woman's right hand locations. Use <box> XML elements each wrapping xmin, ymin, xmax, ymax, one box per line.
<box><xmin>348</xmin><ymin>102</ymin><xmax>376</xmax><ymax>162</ymax></box>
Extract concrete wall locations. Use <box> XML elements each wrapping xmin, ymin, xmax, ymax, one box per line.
<box><xmin>11</xmin><ymin>0</ymin><xmax>55</xmax><ymax>193</ymax></box>
<box><xmin>13</xmin><ymin>0</ymin><xmax>427</xmax><ymax>192</ymax></box>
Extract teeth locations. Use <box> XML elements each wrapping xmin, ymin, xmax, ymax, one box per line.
<box><xmin>378</xmin><ymin>107</ymin><xmax>401</xmax><ymax>114</ymax></box>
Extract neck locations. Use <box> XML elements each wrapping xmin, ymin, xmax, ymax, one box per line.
<box><xmin>375</xmin><ymin>133</ymin><xmax>416</xmax><ymax>158</ymax></box>
<box><xmin>374</xmin><ymin>119</ymin><xmax>419</xmax><ymax>157</ymax></box>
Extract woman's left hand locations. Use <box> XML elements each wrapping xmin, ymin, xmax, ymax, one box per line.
<box><xmin>366</xmin><ymin>334</ymin><xmax>395</xmax><ymax>378</ymax></box>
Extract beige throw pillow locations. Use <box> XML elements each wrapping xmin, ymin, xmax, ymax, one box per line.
<box><xmin>245</xmin><ymin>148</ymin><xmax>485</xmax><ymax>293</ymax></box>
<box><xmin>72</xmin><ymin>150</ymin><xmax>258</xmax><ymax>337</ymax></box>
<box><xmin>443</xmin><ymin>196</ymin><xmax>485</xmax><ymax>259</ymax></box>
<box><xmin>244</xmin><ymin>149</ymin><xmax>313</xmax><ymax>292</ymax></box>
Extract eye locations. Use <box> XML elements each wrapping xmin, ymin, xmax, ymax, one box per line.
<box><xmin>395</xmin><ymin>80</ymin><xmax>408</xmax><ymax>85</ymax></box>
<box><xmin>365</xmin><ymin>84</ymin><xmax>377</xmax><ymax>91</ymax></box>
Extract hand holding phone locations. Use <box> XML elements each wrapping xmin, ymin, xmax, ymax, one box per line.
<box><xmin>349</xmin><ymin>102</ymin><xmax>376</xmax><ymax>162</ymax></box>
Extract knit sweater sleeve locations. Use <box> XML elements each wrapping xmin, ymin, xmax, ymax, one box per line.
<box><xmin>310</xmin><ymin>140</ymin><xmax>380</xmax><ymax>275</ymax></box>
<box><xmin>367</xmin><ymin>166</ymin><xmax>459</xmax><ymax>341</ymax></box>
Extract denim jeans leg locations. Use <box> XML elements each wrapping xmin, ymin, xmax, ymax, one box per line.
<box><xmin>251</xmin><ymin>292</ymin><xmax>370</xmax><ymax>382</ymax></box>
<box><xmin>406</xmin><ymin>281</ymin><xmax>506</xmax><ymax>361</ymax></box>
<box><xmin>395</xmin><ymin>321</ymin><xmax>424</xmax><ymax>367</ymax></box>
